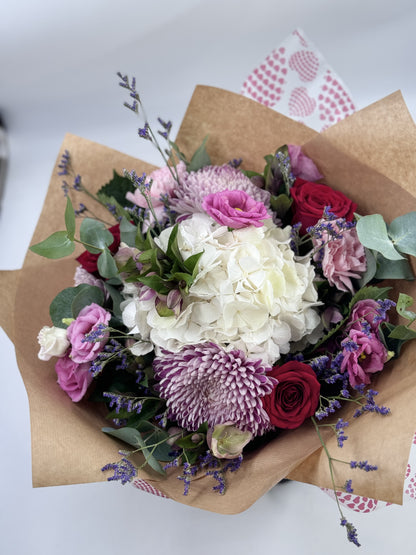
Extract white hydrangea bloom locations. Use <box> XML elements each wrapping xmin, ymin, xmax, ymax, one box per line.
<box><xmin>122</xmin><ymin>213</ymin><xmax>321</xmax><ymax>366</ymax></box>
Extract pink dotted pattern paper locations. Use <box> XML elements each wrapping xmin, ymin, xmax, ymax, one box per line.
<box><xmin>241</xmin><ymin>28</ymin><xmax>356</xmax><ymax>131</ymax></box>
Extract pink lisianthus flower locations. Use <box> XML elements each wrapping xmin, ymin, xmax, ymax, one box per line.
<box><xmin>126</xmin><ymin>162</ymin><xmax>187</xmax><ymax>229</ymax></box>
<box><xmin>349</xmin><ymin>299</ymin><xmax>389</xmax><ymax>334</ymax></box>
<box><xmin>67</xmin><ymin>303</ymin><xmax>111</xmax><ymax>363</ymax></box>
<box><xmin>288</xmin><ymin>144</ymin><xmax>323</xmax><ymax>181</ymax></box>
<box><xmin>202</xmin><ymin>189</ymin><xmax>270</xmax><ymax>229</ymax></box>
<box><xmin>340</xmin><ymin>328</ymin><xmax>388</xmax><ymax>388</ymax></box>
<box><xmin>313</xmin><ymin>218</ymin><xmax>366</xmax><ymax>294</ymax></box>
<box><xmin>55</xmin><ymin>354</ymin><xmax>93</xmax><ymax>402</ymax></box>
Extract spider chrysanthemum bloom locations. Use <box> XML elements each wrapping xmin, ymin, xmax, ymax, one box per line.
<box><xmin>153</xmin><ymin>342</ymin><xmax>276</xmax><ymax>436</ymax></box>
<box><xmin>170</xmin><ymin>164</ymin><xmax>270</xmax><ymax>217</ymax></box>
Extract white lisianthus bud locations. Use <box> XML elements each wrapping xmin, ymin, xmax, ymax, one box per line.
<box><xmin>207</xmin><ymin>423</ymin><xmax>252</xmax><ymax>459</ymax></box>
<box><xmin>37</xmin><ymin>326</ymin><xmax>70</xmax><ymax>361</ymax></box>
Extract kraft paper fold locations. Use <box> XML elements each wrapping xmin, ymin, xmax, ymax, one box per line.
<box><xmin>2</xmin><ymin>86</ymin><xmax>416</xmax><ymax>513</ymax></box>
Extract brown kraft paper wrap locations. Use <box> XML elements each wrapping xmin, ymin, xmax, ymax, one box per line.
<box><xmin>1</xmin><ymin>86</ymin><xmax>416</xmax><ymax>514</ymax></box>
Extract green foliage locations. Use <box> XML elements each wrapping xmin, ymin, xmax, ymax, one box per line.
<box><xmin>270</xmin><ymin>193</ymin><xmax>293</xmax><ymax>220</ymax></box>
<box><xmin>187</xmin><ymin>136</ymin><xmax>211</xmax><ymax>172</ymax></box>
<box><xmin>102</xmin><ymin>426</ymin><xmax>166</xmax><ymax>475</ymax></box>
<box><xmin>264</xmin><ymin>145</ymin><xmax>291</xmax><ymax>197</ymax></box>
<box><xmin>357</xmin><ymin>213</ymin><xmax>416</xmax><ymax>265</ymax></box>
<box><xmin>71</xmin><ymin>285</ymin><xmax>105</xmax><ymax>317</ymax></box>
<box><xmin>97</xmin><ymin>247</ymin><xmax>119</xmax><ymax>279</ymax></box>
<box><xmin>49</xmin><ymin>284</ymin><xmax>103</xmax><ymax>328</ymax></box>
<box><xmin>30</xmin><ymin>231</ymin><xmax>75</xmax><ymax>259</ymax></box>
<box><xmin>97</xmin><ymin>170</ymin><xmax>136</xmax><ymax>207</ymax></box>
<box><xmin>80</xmin><ymin>218</ymin><xmax>114</xmax><ymax>254</ymax></box>
<box><xmin>388</xmin><ymin>212</ymin><xmax>416</xmax><ymax>257</ymax></box>
<box><xmin>119</xmin><ymin>216</ymin><xmax>138</xmax><ymax>247</ymax></box>
<box><xmin>356</xmin><ymin>214</ymin><xmax>403</xmax><ymax>260</ymax></box>
<box><xmin>374</xmin><ymin>253</ymin><xmax>415</xmax><ymax>280</ymax></box>
<box><xmin>64</xmin><ymin>197</ymin><xmax>76</xmax><ymax>241</ymax></box>
<box><xmin>396</xmin><ymin>293</ymin><xmax>416</xmax><ymax>323</ymax></box>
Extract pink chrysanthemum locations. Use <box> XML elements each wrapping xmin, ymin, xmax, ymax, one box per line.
<box><xmin>170</xmin><ymin>164</ymin><xmax>270</xmax><ymax>217</ymax></box>
<box><xmin>153</xmin><ymin>342</ymin><xmax>275</xmax><ymax>436</ymax></box>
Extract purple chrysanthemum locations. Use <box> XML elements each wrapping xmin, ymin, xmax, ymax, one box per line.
<box><xmin>153</xmin><ymin>342</ymin><xmax>275</xmax><ymax>436</ymax></box>
<box><xmin>170</xmin><ymin>164</ymin><xmax>270</xmax><ymax>217</ymax></box>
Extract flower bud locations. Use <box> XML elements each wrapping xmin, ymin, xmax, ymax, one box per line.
<box><xmin>207</xmin><ymin>423</ymin><xmax>252</xmax><ymax>459</ymax></box>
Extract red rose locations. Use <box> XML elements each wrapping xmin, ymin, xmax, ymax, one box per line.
<box><xmin>263</xmin><ymin>361</ymin><xmax>321</xmax><ymax>429</ymax></box>
<box><xmin>291</xmin><ymin>178</ymin><xmax>357</xmax><ymax>234</ymax></box>
<box><xmin>76</xmin><ymin>224</ymin><xmax>121</xmax><ymax>274</ymax></box>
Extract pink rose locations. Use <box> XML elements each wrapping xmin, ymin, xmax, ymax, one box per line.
<box><xmin>55</xmin><ymin>355</ymin><xmax>93</xmax><ymax>402</ymax></box>
<box><xmin>341</xmin><ymin>328</ymin><xmax>388</xmax><ymax>388</ymax></box>
<box><xmin>313</xmin><ymin>219</ymin><xmax>366</xmax><ymax>294</ymax></box>
<box><xmin>67</xmin><ymin>303</ymin><xmax>111</xmax><ymax>363</ymax></box>
<box><xmin>202</xmin><ymin>189</ymin><xmax>270</xmax><ymax>229</ymax></box>
<box><xmin>126</xmin><ymin>162</ymin><xmax>187</xmax><ymax>229</ymax></box>
<box><xmin>288</xmin><ymin>144</ymin><xmax>322</xmax><ymax>182</ymax></box>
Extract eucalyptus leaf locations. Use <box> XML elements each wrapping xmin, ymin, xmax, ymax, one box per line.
<box><xmin>71</xmin><ymin>285</ymin><xmax>105</xmax><ymax>317</ymax></box>
<box><xmin>356</xmin><ymin>214</ymin><xmax>403</xmax><ymax>260</ymax></box>
<box><xmin>80</xmin><ymin>218</ymin><xmax>114</xmax><ymax>254</ymax></box>
<box><xmin>120</xmin><ymin>216</ymin><xmax>138</xmax><ymax>247</ymax></box>
<box><xmin>104</xmin><ymin>283</ymin><xmax>124</xmax><ymax>319</ymax></box>
<box><xmin>388</xmin><ymin>212</ymin><xmax>416</xmax><ymax>257</ymax></box>
<box><xmin>357</xmin><ymin>248</ymin><xmax>377</xmax><ymax>287</ymax></box>
<box><xmin>375</xmin><ymin>253</ymin><xmax>415</xmax><ymax>280</ymax></box>
<box><xmin>65</xmin><ymin>197</ymin><xmax>76</xmax><ymax>241</ymax></box>
<box><xmin>97</xmin><ymin>247</ymin><xmax>119</xmax><ymax>279</ymax></box>
<box><xmin>30</xmin><ymin>231</ymin><xmax>75</xmax><ymax>259</ymax></box>
<box><xmin>102</xmin><ymin>427</ymin><xmax>166</xmax><ymax>475</ymax></box>
<box><xmin>187</xmin><ymin>136</ymin><xmax>211</xmax><ymax>172</ymax></box>
<box><xmin>49</xmin><ymin>284</ymin><xmax>90</xmax><ymax>327</ymax></box>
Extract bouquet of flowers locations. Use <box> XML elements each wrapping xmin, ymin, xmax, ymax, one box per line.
<box><xmin>4</xmin><ymin>77</ymin><xmax>416</xmax><ymax>547</ymax></box>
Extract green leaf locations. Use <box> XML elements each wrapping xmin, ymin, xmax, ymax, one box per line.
<box><xmin>65</xmin><ymin>197</ymin><xmax>76</xmax><ymax>241</ymax></box>
<box><xmin>104</xmin><ymin>283</ymin><xmax>124</xmax><ymax>319</ymax></box>
<box><xmin>97</xmin><ymin>170</ymin><xmax>136</xmax><ymax>207</ymax></box>
<box><xmin>120</xmin><ymin>216</ymin><xmax>138</xmax><ymax>247</ymax></box>
<box><xmin>169</xmin><ymin>140</ymin><xmax>189</xmax><ymax>164</ymax></box>
<box><xmin>349</xmin><ymin>285</ymin><xmax>392</xmax><ymax>308</ymax></box>
<box><xmin>187</xmin><ymin>136</ymin><xmax>211</xmax><ymax>172</ymax></box>
<box><xmin>49</xmin><ymin>284</ymin><xmax>90</xmax><ymax>327</ymax></box>
<box><xmin>356</xmin><ymin>214</ymin><xmax>403</xmax><ymax>260</ymax></box>
<box><xmin>136</xmin><ymin>275</ymin><xmax>170</xmax><ymax>295</ymax></box>
<box><xmin>396</xmin><ymin>293</ymin><xmax>416</xmax><ymax>323</ymax></box>
<box><xmin>270</xmin><ymin>193</ymin><xmax>293</xmax><ymax>220</ymax></box>
<box><xmin>30</xmin><ymin>231</ymin><xmax>75</xmax><ymax>259</ymax></box>
<box><xmin>98</xmin><ymin>192</ymin><xmax>133</xmax><ymax>222</ymax></box>
<box><xmin>80</xmin><ymin>218</ymin><xmax>114</xmax><ymax>254</ymax></box>
<box><xmin>97</xmin><ymin>247</ymin><xmax>119</xmax><ymax>279</ymax></box>
<box><xmin>375</xmin><ymin>253</ymin><xmax>415</xmax><ymax>280</ymax></box>
<box><xmin>357</xmin><ymin>248</ymin><xmax>377</xmax><ymax>287</ymax></box>
<box><xmin>71</xmin><ymin>285</ymin><xmax>105</xmax><ymax>317</ymax></box>
<box><xmin>388</xmin><ymin>325</ymin><xmax>416</xmax><ymax>341</ymax></box>
<box><xmin>102</xmin><ymin>427</ymin><xmax>166</xmax><ymax>475</ymax></box>
<box><xmin>183</xmin><ymin>251</ymin><xmax>203</xmax><ymax>276</ymax></box>
<box><xmin>388</xmin><ymin>212</ymin><xmax>416</xmax><ymax>257</ymax></box>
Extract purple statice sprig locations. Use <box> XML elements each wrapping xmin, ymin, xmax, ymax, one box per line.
<box><xmin>101</xmin><ymin>456</ymin><xmax>137</xmax><ymax>485</ymax></box>
<box><xmin>123</xmin><ymin>169</ymin><xmax>164</xmax><ymax>233</ymax></box>
<box><xmin>117</xmin><ymin>73</ymin><xmax>180</xmax><ymax>185</ymax></box>
<box><xmin>312</xmin><ymin>417</ymin><xmax>362</xmax><ymax>547</ymax></box>
<box><xmin>103</xmin><ymin>392</ymin><xmax>144</xmax><ymax>416</ymax></box>
<box><xmin>351</xmin><ymin>387</ymin><xmax>390</xmax><ymax>418</ymax></box>
<box><xmin>90</xmin><ymin>338</ymin><xmax>130</xmax><ymax>377</ymax></box>
<box><xmin>175</xmin><ymin>451</ymin><xmax>243</xmax><ymax>497</ymax></box>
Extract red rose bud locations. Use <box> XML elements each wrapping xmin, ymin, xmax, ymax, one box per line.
<box><xmin>290</xmin><ymin>178</ymin><xmax>357</xmax><ymax>234</ymax></box>
<box><xmin>263</xmin><ymin>361</ymin><xmax>321</xmax><ymax>429</ymax></box>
